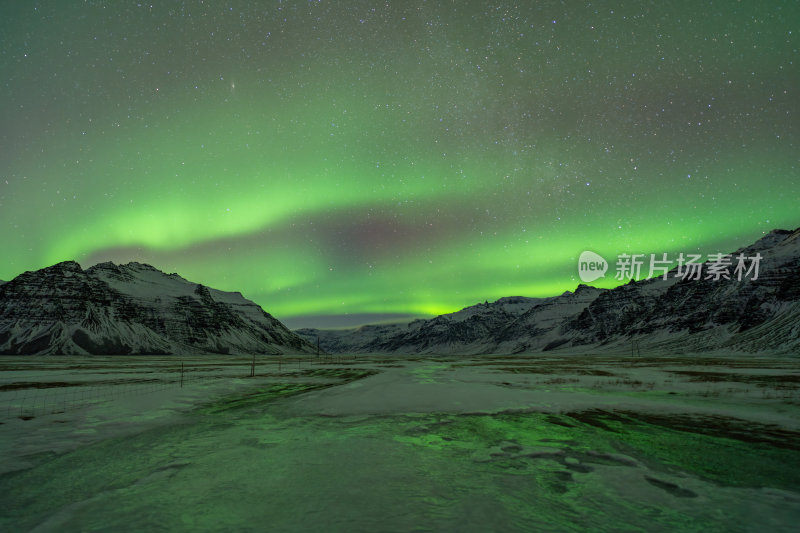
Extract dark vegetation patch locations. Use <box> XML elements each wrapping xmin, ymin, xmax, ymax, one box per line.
<box><xmin>669</xmin><ymin>370</ymin><xmax>800</xmax><ymax>386</ymax></box>
<box><xmin>0</xmin><ymin>381</ymin><xmax>80</xmax><ymax>391</ymax></box>
<box><xmin>200</xmin><ymin>382</ymin><xmax>338</xmax><ymax>414</ymax></box>
<box><xmin>200</xmin><ymin>369</ymin><xmax>379</xmax><ymax>414</ymax></box>
<box><xmin>644</xmin><ymin>476</ymin><xmax>698</xmax><ymax>498</ymax></box>
<box><xmin>541</xmin><ymin>377</ymin><xmax>581</xmax><ymax>385</ymax></box>
<box><xmin>295</xmin><ymin>368</ymin><xmax>379</xmax><ymax>380</ymax></box>
<box><xmin>0</xmin><ymin>378</ymin><xmax>165</xmax><ymax>391</ymax></box>
<box><xmin>572</xmin><ymin>409</ymin><xmax>800</xmax><ymax>451</ymax></box>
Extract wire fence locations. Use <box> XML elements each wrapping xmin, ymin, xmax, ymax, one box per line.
<box><xmin>0</xmin><ymin>354</ymin><xmax>360</xmax><ymax>421</ymax></box>
<box><xmin>1</xmin><ymin>366</ymin><xmax>215</xmax><ymax>420</ymax></box>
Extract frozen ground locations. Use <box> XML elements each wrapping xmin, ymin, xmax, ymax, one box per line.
<box><xmin>1</xmin><ymin>353</ymin><xmax>800</xmax><ymax>532</ymax></box>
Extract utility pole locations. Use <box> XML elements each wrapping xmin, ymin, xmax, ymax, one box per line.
<box><xmin>631</xmin><ymin>340</ymin><xmax>640</xmax><ymax>357</ymax></box>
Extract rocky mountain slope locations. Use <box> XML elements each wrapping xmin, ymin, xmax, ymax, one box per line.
<box><xmin>297</xmin><ymin>228</ymin><xmax>800</xmax><ymax>355</ymax></box>
<box><xmin>298</xmin><ymin>296</ymin><xmax>545</xmax><ymax>354</ymax></box>
<box><xmin>0</xmin><ymin>261</ymin><xmax>316</xmax><ymax>355</ymax></box>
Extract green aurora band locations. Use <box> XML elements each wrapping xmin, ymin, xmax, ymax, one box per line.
<box><xmin>1</xmin><ymin>1</ymin><xmax>797</xmax><ymax>326</ymax></box>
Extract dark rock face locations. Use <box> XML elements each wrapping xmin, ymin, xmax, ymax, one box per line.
<box><xmin>0</xmin><ymin>261</ymin><xmax>316</xmax><ymax>355</ymax></box>
<box><xmin>297</xmin><ymin>228</ymin><xmax>800</xmax><ymax>355</ymax></box>
<box><xmin>555</xmin><ymin>229</ymin><xmax>800</xmax><ymax>354</ymax></box>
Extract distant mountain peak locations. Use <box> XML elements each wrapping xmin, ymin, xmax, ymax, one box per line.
<box><xmin>88</xmin><ymin>261</ymin><xmax>117</xmax><ymax>269</ymax></box>
<box><xmin>47</xmin><ymin>260</ymin><xmax>84</xmax><ymax>272</ymax></box>
<box><xmin>574</xmin><ymin>283</ymin><xmax>599</xmax><ymax>294</ymax></box>
<box><xmin>123</xmin><ymin>261</ymin><xmax>161</xmax><ymax>271</ymax></box>
<box><xmin>736</xmin><ymin>227</ymin><xmax>797</xmax><ymax>255</ymax></box>
<box><xmin>768</xmin><ymin>228</ymin><xmax>793</xmax><ymax>235</ymax></box>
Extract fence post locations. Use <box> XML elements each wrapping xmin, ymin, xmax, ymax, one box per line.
<box><xmin>180</xmin><ymin>362</ymin><xmax>184</xmax><ymax>388</ymax></box>
<box><xmin>251</xmin><ymin>354</ymin><xmax>255</xmax><ymax>377</ymax></box>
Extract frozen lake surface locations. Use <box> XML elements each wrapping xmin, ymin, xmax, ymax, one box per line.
<box><xmin>1</xmin><ymin>354</ymin><xmax>800</xmax><ymax>532</ymax></box>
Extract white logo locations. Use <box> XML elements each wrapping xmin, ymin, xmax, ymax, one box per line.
<box><xmin>578</xmin><ymin>251</ymin><xmax>608</xmax><ymax>282</ymax></box>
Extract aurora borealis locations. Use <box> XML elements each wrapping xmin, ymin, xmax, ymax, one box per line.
<box><xmin>1</xmin><ymin>2</ymin><xmax>798</xmax><ymax>327</ymax></box>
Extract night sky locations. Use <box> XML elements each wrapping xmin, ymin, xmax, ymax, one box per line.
<box><xmin>1</xmin><ymin>1</ymin><xmax>798</xmax><ymax>328</ymax></box>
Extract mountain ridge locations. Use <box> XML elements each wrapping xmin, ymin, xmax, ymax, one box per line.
<box><xmin>0</xmin><ymin>260</ymin><xmax>315</xmax><ymax>355</ymax></box>
<box><xmin>297</xmin><ymin>228</ymin><xmax>800</xmax><ymax>355</ymax></box>
<box><xmin>3</xmin><ymin>228</ymin><xmax>798</xmax><ymax>356</ymax></box>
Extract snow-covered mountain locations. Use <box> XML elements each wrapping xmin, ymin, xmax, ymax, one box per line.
<box><xmin>297</xmin><ymin>228</ymin><xmax>800</xmax><ymax>355</ymax></box>
<box><xmin>296</xmin><ymin>296</ymin><xmax>545</xmax><ymax>354</ymax></box>
<box><xmin>0</xmin><ymin>261</ymin><xmax>316</xmax><ymax>355</ymax></box>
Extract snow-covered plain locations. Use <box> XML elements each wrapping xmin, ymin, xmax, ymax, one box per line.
<box><xmin>1</xmin><ymin>354</ymin><xmax>799</xmax><ymax>532</ymax></box>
